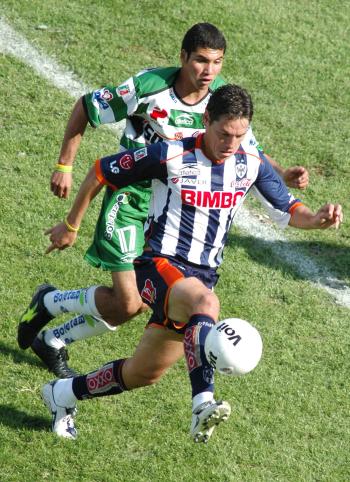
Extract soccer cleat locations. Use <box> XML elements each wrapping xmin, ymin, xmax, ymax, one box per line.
<box><xmin>31</xmin><ymin>333</ymin><xmax>78</xmax><ymax>378</ymax></box>
<box><xmin>191</xmin><ymin>400</ymin><xmax>231</xmax><ymax>443</ymax></box>
<box><xmin>18</xmin><ymin>284</ymin><xmax>56</xmax><ymax>349</ymax></box>
<box><xmin>42</xmin><ymin>381</ymin><xmax>77</xmax><ymax>439</ymax></box>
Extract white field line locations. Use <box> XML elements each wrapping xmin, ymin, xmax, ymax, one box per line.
<box><xmin>1</xmin><ymin>17</ymin><xmax>349</xmax><ymax>308</ymax></box>
<box><xmin>0</xmin><ymin>17</ymin><xmax>125</xmax><ymax>137</ymax></box>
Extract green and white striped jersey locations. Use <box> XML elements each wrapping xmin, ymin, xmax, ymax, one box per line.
<box><xmin>83</xmin><ymin>67</ymin><xmax>227</xmax><ymax>150</ymax></box>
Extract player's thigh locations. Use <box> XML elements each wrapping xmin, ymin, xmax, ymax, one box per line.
<box><xmin>122</xmin><ymin>326</ymin><xmax>184</xmax><ymax>388</ymax></box>
<box><xmin>111</xmin><ymin>270</ymin><xmax>140</xmax><ymax>302</ymax></box>
<box><xmin>168</xmin><ymin>277</ymin><xmax>219</xmax><ymax>323</ymax></box>
<box><xmin>110</xmin><ymin>270</ymin><xmax>148</xmax><ymax>320</ymax></box>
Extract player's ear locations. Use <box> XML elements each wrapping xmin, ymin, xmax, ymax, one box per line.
<box><xmin>180</xmin><ymin>49</ymin><xmax>188</xmax><ymax>65</ymax></box>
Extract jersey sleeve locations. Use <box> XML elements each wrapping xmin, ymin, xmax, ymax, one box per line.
<box><xmin>95</xmin><ymin>142</ymin><xmax>168</xmax><ymax>190</ymax></box>
<box><xmin>83</xmin><ymin>75</ymin><xmax>142</xmax><ymax>127</ymax></box>
<box><xmin>252</xmin><ymin>151</ymin><xmax>303</xmax><ymax>228</ymax></box>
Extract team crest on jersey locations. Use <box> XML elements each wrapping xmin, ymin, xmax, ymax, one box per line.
<box><xmin>134</xmin><ymin>148</ymin><xmax>147</xmax><ymax>162</ymax></box>
<box><xmin>141</xmin><ymin>279</ymin><xmax>156</xmax><ymax>304</ymax></box>
<box><xmin>175</xmin><ymin>113</ymin><xmax>194</xmax><ymax>127</ymax></box>
<box><xmin>101</xmin><ymin>89</ymin><xmax>113</xmax><ymax>101</ymax></box>
<box><xmin>175</xmin><ymin>132</ymin><xmax>183</xmax><ymax>140</ymax></box>
<box><xmin>236</xmin><ymin>163</ymin><xmax>247</xmax><ymax>179</ymax></box>
<box><xmin>119</xmin><ymin>154</ymin><xmax>134</xmax><ymax>170</ymax></box>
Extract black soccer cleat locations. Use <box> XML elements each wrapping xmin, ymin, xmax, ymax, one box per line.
<box><xmin>18</xmin><ymin>284</ymin><xmax>57</xmax><ymax>349</ymax></box>
<box><xmin>31</xmin><ymin>333</ymin><xmax>78</xmax><ymax>378</ymax></box>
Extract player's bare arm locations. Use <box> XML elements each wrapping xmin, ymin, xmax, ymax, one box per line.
<box><xmin>46</xmin><ymin>165</ymin><xmax>102</xmax><ymax>253</ymax></box>
<box><xmin>288</xmin><ymin>203</ymin><xmax>342</xmax><ymax>230</ymax></box>
<box><xmin>265</xmin><ymin>153</ymin><xmax>309</xmax><ymax>190</ymax></box>
<box><xmin>51</xmin><ymin>97</ymin><xmax>88</xmax><ymax>199</ymax></box>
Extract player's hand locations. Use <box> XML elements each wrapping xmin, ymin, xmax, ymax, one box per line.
<box><xmin>283</xmin><ymin>166</ymin><xmax>309</xmax><ymax>190</ymax></box>
<box><xmin>51</xmin><ymin>171</ymin><xmax>73</xmax><ymax>199</ymax></box>
<box><xmin>313</xmin><ymin>203</ymin><xmax>343</xmax><ymax>229</ymax></box>
<box><xmin>45</xmin><ymin>222</ymin><xmax>78</xmax><ymax>253</ymax></box>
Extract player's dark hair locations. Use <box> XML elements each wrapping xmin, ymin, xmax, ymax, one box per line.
<box><xmin>181</xmin><ymin>23</ymin><xmax>226</xmax><ymax>58</ymax></box>
<box><xmin>206</xmin><ymin>84</ymin><xmax>254</xmax><ymax>123</ymax></box>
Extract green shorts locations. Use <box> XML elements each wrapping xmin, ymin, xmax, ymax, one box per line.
<box><xmin>84</xmin><ymin>182</ymin><xmax>151</xmax><ymax>272</ymax></box>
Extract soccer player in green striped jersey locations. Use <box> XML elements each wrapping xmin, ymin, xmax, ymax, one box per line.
<box><xmin>18</xmin><ymin>23</ymin><xmax>309</xmax><ymax>378</ymax></box>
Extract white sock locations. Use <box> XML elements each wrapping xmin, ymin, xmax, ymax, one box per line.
<box><xmin>42</xmin><ymin>315</ymin><xmax>116</xmax><ymax>348</ymax></box>
<box><xmin>53</xmin><ymin>378</ymin><xmax>77</xmax><ymax>408</ymax></box>
<box><xmin>43</xmin><ymin>286</ymin><xmax>102</xmax><ymax>317</ymax></box>
<box><xmin>192</xmin><ymin>392</ymin><xmax>214</xmax><ymax>412</ymax></box>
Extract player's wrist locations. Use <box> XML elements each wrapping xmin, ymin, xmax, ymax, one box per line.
<box><xmin>64</xmin><ymin>217</ymin><xmax>80</xmax><ymax>232</ymax></box>
<box><xmin>56</xmin><ymin>163</ymin><xmax>73</xmax><ymax>173</ymax></box>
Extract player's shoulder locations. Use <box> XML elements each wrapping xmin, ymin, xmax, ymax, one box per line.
<box><xmin>239</xmin><ymin>130</ymin><xmax>265</xmax><ymax>163</ymax></box>
<box><xmin>134</xmin><ymin>67</ymin><xmax>180</xmax><ymax>98</ymax></box>
<box><xmin>210</xmin><ymin>75</ymin><xmax>226</xmax><ymax>91</ymax></box>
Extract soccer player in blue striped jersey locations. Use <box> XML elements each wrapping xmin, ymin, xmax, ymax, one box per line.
<box><xmin>18</xmin><ymin>23</ymin><xmax>309</xmax><ymax>377</ymax></box>
<box><xmin>40</xmin><ymin>84</ymin><xmax>341</xmax><ymax>442</ymax></box>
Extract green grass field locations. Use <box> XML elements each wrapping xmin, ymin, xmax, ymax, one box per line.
<box><xmin>1</xmin><ymin>1</ymin><xmax>349</xmax><ymax>481</ymax></box>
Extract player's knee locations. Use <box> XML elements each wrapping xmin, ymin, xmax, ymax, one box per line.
<box><xmin>194</xmin><ymin>291</ymin><xmax>219</xmax><ymax>317</ymax></box>
<box><xmin>118</xmin><ymin>295</ymin><xmax>144</xmax><ymax>320</ymax></box>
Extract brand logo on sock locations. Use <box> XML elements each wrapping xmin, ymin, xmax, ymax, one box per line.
<box><xmin>184</xmin><ymin>326</ymin><xmax>200</xmax><ymax>372</ymax></box>
<box><xmin>53</xmin><ymin>315</ymin><xmax>85</xmax><ymax>339</ymax></box>
<box><xmin>87</xmin><ymin>363</ymin><xmax>119</xmax><ymax>395</ymax></box>
<box><xmin>53</xmin><ymin>290</ymin><xmax>81</xmax><ymax>303</ymax></box>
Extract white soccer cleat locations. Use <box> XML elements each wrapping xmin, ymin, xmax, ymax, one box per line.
<box><xmin>191</xmin><ymin>400</ymin><xmax>231</xmax><ymax>443</ymax></box>
<box><xmin>42</xmin><ymin>381</ymin><xmax>77</xmax><ymax>439</ymax></box>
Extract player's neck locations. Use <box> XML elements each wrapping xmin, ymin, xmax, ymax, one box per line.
<box><xmin>175</xmin><ymin>72</ymin><xmax>209</xmax><ymax>105</ymax></box>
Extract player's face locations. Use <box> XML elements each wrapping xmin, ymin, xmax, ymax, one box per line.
<box><xmin>202</xmin><ymin>113</ymin><xmax>250</xmax><ymax>163</ymax></box>
<box><xmin>180</xmin><ymin>47</ymin><xmax>224</xmax><ymax>90</ymax></box>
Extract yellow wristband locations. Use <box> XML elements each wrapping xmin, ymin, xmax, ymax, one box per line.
<box><xmin>64</xmin><ymin>218</ymin><xmax>79</xmax><ymax>232</ymax></box>
<box><xmin>56</xmin><ymin>163</ymin><xmax>73</xmax><ymax>173</ymax></box>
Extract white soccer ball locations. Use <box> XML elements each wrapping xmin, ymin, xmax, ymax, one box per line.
<box><xmin>204</xmin><ymin>318</ymin><xmax>263</xmax><ymax>376</ymax></box>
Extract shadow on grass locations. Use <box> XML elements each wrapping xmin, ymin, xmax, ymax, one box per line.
<box><xmin>0</xmin><ymin>341</ymin><xmax>44</xmax><ymax>369</ymax></box>
<box><xmin>0</xmin><ymin>404</ymin><xmax>48</xmax><ymax>431</ymax></box>
<box><xmin>226</xmin><ymin>231</ymin><xmax>350</xmax><ymax>285</ymax></box>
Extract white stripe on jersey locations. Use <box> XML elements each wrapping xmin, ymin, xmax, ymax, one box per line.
<box><xmin>186</xmin><ymin>147</ymin><xmax>215</xmax><ymax>265</ymax></box>
<box><xmin>147</xmin><ymin>141</ymin><xmax>185</xmax><ymax>256</ymax></box>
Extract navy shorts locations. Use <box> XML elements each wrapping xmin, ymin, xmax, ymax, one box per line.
<box><xmin>134</xmin><ymin>252</ymin><xmax>219</xmax><ymax>334</ymax></box>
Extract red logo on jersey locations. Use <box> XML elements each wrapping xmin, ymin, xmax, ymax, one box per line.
<box><xmin>141</xmin><ymin>279</ymin><xmax>157</xmax><ymax>304</ymax></box>
<box><xmin>175</xmin><ymin>132</ymin><xmax>183</xmax><ymax>140</ymax></box>
<box><xmin>119</xmin><ymin>154</ymin><xmax>134</xmax><ymax>170</ymax></box>
<box><xmin>101</xmin><ymin>89</ymin><xmax>113</xmax><ymax>101</ymax></box>
<box><xmin>181</xmin><ymin>189</ymin><xmax>245</xmax><ymax>208</ymax></box>
<box><xmin>150</xmin><ymin>107</ymin><xmax>168</xmax><ymax>121</ymax></box>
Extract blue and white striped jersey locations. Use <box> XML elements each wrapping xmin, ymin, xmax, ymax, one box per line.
<box><xmin>96</xmin><ymin>134</ymin><xmax>302</xmax><ymax>269</ymax></box>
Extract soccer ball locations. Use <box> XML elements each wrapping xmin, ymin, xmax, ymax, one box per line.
<box><xmin>204</xmin><ymin>318</ymin><xmax>263</xmax><ymax>376</ymax></box>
